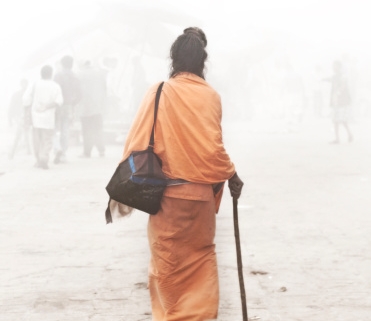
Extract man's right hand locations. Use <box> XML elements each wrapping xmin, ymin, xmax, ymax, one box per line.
<box><xmin>228</xmin><ymin>172</ymin><xmax>244</xmax><ymax>199</ymax></box>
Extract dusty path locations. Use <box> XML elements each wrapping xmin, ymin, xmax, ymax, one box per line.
<box><xmin>0</xmin><ymin>118</ymin><xmax>370</xmax><ymax>320</ymax></box>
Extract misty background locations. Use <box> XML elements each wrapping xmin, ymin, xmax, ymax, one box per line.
<box><xmin>1</xmin><ymin>0</ymin><xmax>370</xmax><ymax>138</ymax></box>
<box><xmin>1</xmin><ymin>1</ymin><xmax>371</xmax><ymax>320</ymax></box>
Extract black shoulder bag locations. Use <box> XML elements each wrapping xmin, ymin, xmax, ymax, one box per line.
<box><xmin>105</xmin><ymin>82</ymin><xmax>167</xmax><ymax>223</ymax></box>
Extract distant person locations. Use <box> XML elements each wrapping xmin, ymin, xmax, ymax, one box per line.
<box><xmin>8</xmin><ymin>78</ymin><xmax>32</xmax><ymax>159</ymax></box>
<box><xmin>23</xmin><ymin>65</ymin><xmax>63</xmax><ymax>169</ymax></box>
<box><xmin>324</xmin><ymin>61</ymin><xmax>353</xmax><ymax>144</ymax></box>
<box><xmin>53</xmin><ymin>55</ymin><xmax>81</xmax><ymax>164</ymax></box>
<box><xmin>77</xmin><ymin>60</ymin><xmax>107</xmax><ymax>157</ymax></box>
<box><xmin>8</xmin><ymin>78</ymin><xmax>28</xmax><ymax>127</ymax></box>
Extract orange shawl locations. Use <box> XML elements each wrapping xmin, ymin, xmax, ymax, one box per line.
<box><xmin>121</xmin><ymin>73</ymin><xmax>235</xmax><ymax>209</ymax></box>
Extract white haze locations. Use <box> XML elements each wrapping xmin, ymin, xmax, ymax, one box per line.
<box><xmin>1</xmin><ymin>2</ymin><xmax>371</xmax><ymax>320</ymax></box>
<box><xmin>1</xmin><ymin>0</ymin><xmax>370</xmax><ymax>122</ymax></box>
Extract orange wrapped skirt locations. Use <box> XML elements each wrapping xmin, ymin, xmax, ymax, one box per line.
<box><xmin>147</xmin><ymin>183</ymin><xmax>219</xmax><ymax>321</ymax></box>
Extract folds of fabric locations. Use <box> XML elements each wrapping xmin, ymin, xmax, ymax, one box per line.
<box><xmin>148</xmin><ymin>183</ymin><xmax>219</xmax><ymax>321</ymax></box>
<box><xmin>120</xmin><ymin>74</ymin><xmax>236</xmax><ymax>319</ymax></box>
<box><xmin>121</xmin><ymin>73</ymin><xmax>235</xmax><ymax>185</ymax></box>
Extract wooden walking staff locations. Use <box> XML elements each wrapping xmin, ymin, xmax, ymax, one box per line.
<box><xmin>233</xmin><ymin>197</ymin><xmax>248</xmax><ymax>321</ymax></box>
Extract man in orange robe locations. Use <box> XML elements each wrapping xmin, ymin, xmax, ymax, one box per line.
<box><xmin>119</xmin><ymin>28</ymin><xmax>243</xmax><ymax>320</ymax></box>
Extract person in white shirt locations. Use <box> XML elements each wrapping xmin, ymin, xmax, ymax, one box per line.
<box><xmin>23</xmin><ymin>65</ymin><xmax>63</xmax><ymax>169</ymax></box>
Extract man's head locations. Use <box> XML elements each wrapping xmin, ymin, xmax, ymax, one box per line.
<box><xmin>61</xmin><ymin>55</ymin><xmax>74</xmax><ymax>70</ymax></box>
<box><xmin>169</xmin><ymin>27</ymin><xmax>208</xmax><ymax>79</ymax></box>
<box><xmin>40</xmin><ymin>65</ymin><xmax>53</xmax><ymax>79</ymax></box>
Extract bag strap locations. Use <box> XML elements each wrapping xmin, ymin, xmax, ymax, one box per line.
<box><xmin>105</xmin><ymin>82</ymin><xmax>164</xmax><ymax>224</ymax></box>
<box><xmin>148</xmin><ymin>81</ymin><xmax>164</xmax><ymax>151</ymax></box>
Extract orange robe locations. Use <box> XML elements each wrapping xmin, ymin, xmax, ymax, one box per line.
<box><xmin>122</xmin><ymin>73</ymin><xmax>235</xmax><ymax>320</ymax></box>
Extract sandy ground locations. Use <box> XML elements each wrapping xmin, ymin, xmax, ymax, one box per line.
<box><xmin>0</xmin><ymin>117</ymin><xmax>370</xmax><ymax>321</ymax></box>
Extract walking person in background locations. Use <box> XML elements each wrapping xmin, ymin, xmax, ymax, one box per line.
<box><xmin>77</xmin><ymin>60</ymin><xmax>107</xmax><ymax>158</ymax></box>
<box><xmin>53</xmin><ymin>55</ymin><xmax>81</xmax><ymax>164</ymax></box>
<box><xmin>324</xmin><ymin>60</ymin><xmax>353</xmax><ymax>144</ymax></box>
<box><xmin>8</xmin><ymin>78</ymin><xmax>32</xmax><ymax>159</ymax></box>
<box><xmin>114</xmin><ymin>27</ymin><xmax>243</xmax><ymax>320</ymax></box>
<box><xmin>23</xmin><ymin>65</ymin><xmax>63</xmax><ymax>169</ymax></box>
<box><xmin>8</xmin><ymin>78</ymin><xmax>28</xmax><ymax>128</ymax></box>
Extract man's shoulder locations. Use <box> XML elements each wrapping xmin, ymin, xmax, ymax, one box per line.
<box><xmin>47</xmin><ymin>79</ymin><xmax>62</xmax><ymax>91</ymax></box>
<box><xmin>54</xmin><ymin>71</ymin><xmax>64</xmax><ymax>81</ymax></box>
<box><xmin>56</xmin><ymin>70</ymin><xmax>79</xmax><ymax>80</ymax></box>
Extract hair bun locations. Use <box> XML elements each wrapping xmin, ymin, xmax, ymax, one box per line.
<box><xmin>183</xmin><ymin>27</ymin><xmax>207</xmax><ymax>47</ymax></box>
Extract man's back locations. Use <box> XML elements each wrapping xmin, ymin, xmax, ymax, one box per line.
<box><xmin>54</xmin><ymin>69</ymin><xmax>80</xmax><ymax>106</ymax></box>
<box><xmin>78</xmin><ymin>67</ymin><xmax>107</xmax><ymax>117</ymax></box>
<box><xmin>25</xmin><ymin>79</ymin><xmax>63</xmax><ymax>129</ymax></box>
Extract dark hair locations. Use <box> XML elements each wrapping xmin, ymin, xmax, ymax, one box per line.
<box><xmin>41</xmin><ymin>65</ymin><xmax>53</xmax><ymax>79</ymax></box>
<box><xmin>61</xmin><ymin>55</ymin><xmax>73</xmax><ymax>69</ymax></box>
<box><xmin>183</xmin><ymin>27</ymin><xmax>207</xmax><ymax>47</ymax></box>
<box><xmin>169</xmin><ymin>27</ymin><xmax>208</xmax><ymax>79</ymax></box>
